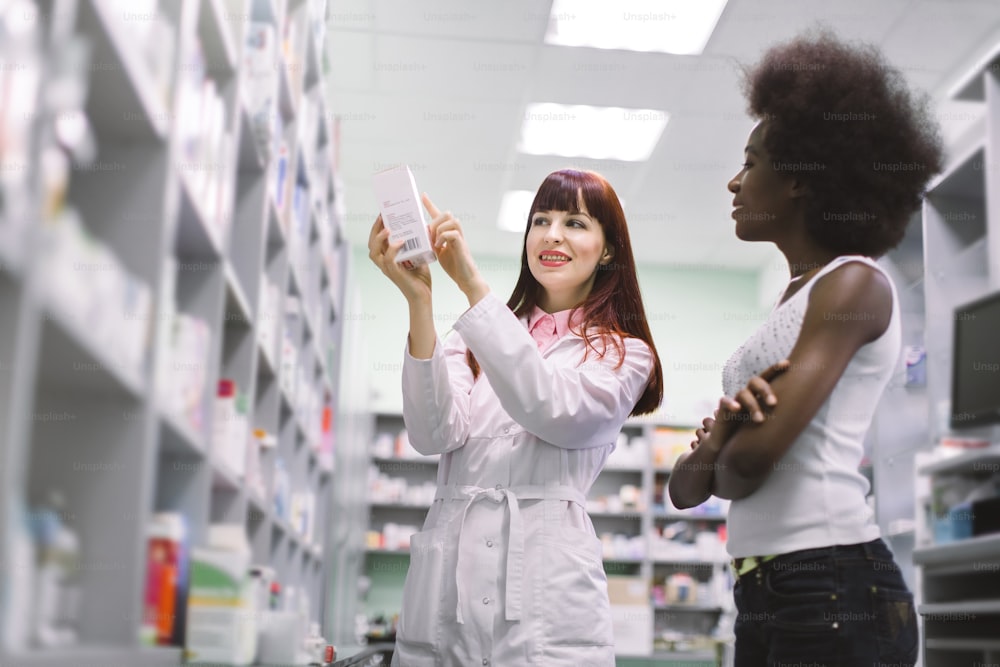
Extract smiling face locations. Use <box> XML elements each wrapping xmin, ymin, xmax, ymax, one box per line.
<box><xmin>727</xmin><ymin>121</ymin><xmax>801</xmax><ymax>243</ymax></box>
<box><xmin>525</xmin><ymin>199</ymin><xmax>613</xmax><ymax>312</ymax></box>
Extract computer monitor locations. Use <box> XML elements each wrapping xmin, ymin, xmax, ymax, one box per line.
<box><xmin>950</xmin><ymin>290</ymin><xmax>1000</xmax><ymax>429</ymax></box>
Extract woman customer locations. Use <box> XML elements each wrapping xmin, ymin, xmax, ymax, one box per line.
<box><xmin>668</xmin><ymin>30</ymin><xmax>944</xmax><ymax>666</ymax></box>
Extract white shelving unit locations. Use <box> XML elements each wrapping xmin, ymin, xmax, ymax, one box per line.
<box><xmin>360</xmin><ymin>413</ymin><xmax>729</xmax><ymax>665</ymax></box>
<box><xmin>911</xmin><ymin>44</ymin><xmax>1000</xmax><ymax>667</ymax></box>
<box><xmin>0</xmin><ymin>0</ymin><xmax>345</xmax><ymax>664</ymax></box>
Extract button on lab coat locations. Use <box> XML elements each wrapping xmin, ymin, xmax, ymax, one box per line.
<box><xmin>390</xmin><ymin>292</ymin><xmax>654</xmax><ymax>667</ymax></box>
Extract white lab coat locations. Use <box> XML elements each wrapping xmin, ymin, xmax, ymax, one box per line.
<box><xmin>390</xmin><ymin>291</ymin><xmax>654</xmax><ymax>667</ymax></box>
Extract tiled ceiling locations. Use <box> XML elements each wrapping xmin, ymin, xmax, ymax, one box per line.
<box><xmin>324</xmin><ymin>0</ymin><xmax>1000</xmax><ymax>271</ymax></box>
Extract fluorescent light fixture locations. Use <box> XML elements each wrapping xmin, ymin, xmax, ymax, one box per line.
<box><xmin>545</xmin><ymin>0</ymin><xmax>729</xmax><ymax>55</ymax></box>
<box><xmin>497</xmin><ymin>190</ymin><xmax>537</xmax><ymax>232</ymax></box>
<box><xmin>519</xmin><ymin>103</ymin><xmax>668</xmax><ymax>161</ymax></box>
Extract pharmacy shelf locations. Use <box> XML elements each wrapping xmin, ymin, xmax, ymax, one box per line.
<box><xmin>372</xmin><ymin>456</ymin><xmax>441</xmax><ymax>467</ymax></box>
<box><xmin>913</xmin><ymin>533</ymin><xmax>1000</xmax><ymax>567</ymax></box>
<box><xmin>0</xmin><ymin>227</ymin><xmax>26</xmax><ymax>278</ymax></box>
<box><xmin>224</xmin><ymin>260</ymin><xmax>254</xmax><ymax>324</ymax></box>
<box><xmin>915</xmin><ymin>56</ymin><xmax>1000</xmax><ymax>665</ymax></box>
<box><xmin>238</xmin><ymin>104</ymin><xmax>268</xmax><ymax>173</ymax></box>
<box><xmin>641</xmin><ymin>651</ymin><xmax>718</xmax><ymax>664</ymax></box>
<box><xmin>925</xmin><ymin>638</ymin><xmax>1000</xmax><ymax>651</ymax></box>
<box><xmin>2</xmin><ymin>645</ymin><xmax>183</xmax><ymax>667</ymax></box>
<box><xmin>36</xmin><ymin>293</ymin><xmax>145</xmax><ymax>398</ymax></box>
<box><xmin>81</xmin><ymin>0</ymin><xmax>171</xmax><ymax>142</ymax></box>
<box><xmin>271</xmin><ymin>515</ymin><xmax>305</xmax><ymax>545</ymax></box>
<box><xmin>257</xmin><ymin>337</ymin><xmax>278</xmax><ymax>381</ymax></box>
<box><xmin>603</xmin><ymin>557</ymin><xmax>645</xmax><ymax>564</ymax></box>
<box><xmin>286</xmin><ymin>250</ymin><xmax>308</xmax><ymax>300</ymax></box>
<box><xmin>160</xmin><ymin>408</ymin><xmax>208</xmax><ymax>458</ymax></box>
<box><xmin>296</xmin><ymin>149</ymin><xmax>312</xmax><ymax>189</ymax></box>
<box><xmin>919</xmin><ymin>600</ymin><xmax>1000</xmax><ymax>615</ymax></box>
<box><xmin>651</xmin><ymin>558</ymin><xmax>729</xmax><ymax>567</ymax></box>
<box><xmin>278</xmin><ymin>56</ymin><xmax>297</xmax><ymax>122</ymax></box>
<box><xmin>211</xmin><ymin>457</ymin><xmax>243</xmax><ymax>492</ymax></box>
<box><xmin>917</xmin><ymin>445</ymin><xmax>1000</xmax><ymax>476</ymax></box>
<box><xmin>589</xmin><ymin>510</ymin><xmax>644</xmax><ymax>519</ymax></box>
<box><xmin>200</xmin><ymin>0</ymin><xmax>239</xmax><ymax>77</ymax></box>
<box><xmin>653</xmin><ymin>510</ymin><xmax>726</xmax><ymax>521</ymax></box>
<box><xmin>248</xmin><ymin>488</ymin><xmax>270</xmax><ymax>518</ymax></box>
<box><xmin>278</xmin><ymin>378</ymin><xmax>298</xmax><ymax>421</ymax></box>
<box><xmin>652</xmin><ymin>603</ymin><xmax>724</xmax><ymax>612</ymax></box>
<box><xmin>304</xmin><ymin>19</ymin><xmax>322</xmax><ymax>90</ymax></box>
<box><xmin>267</xmin><ymin>194</ymin><xmax>287</xmax><ymax>247</ymax></box>
<box><xmin>176</xmin><ymin>170</ymin><xmax>224</xmax><ymax>260</ymax></box>
<box><xmin>0</xmin><ymin>0</ymin><xmax>346</xmax><ymax>658</ymax></box>
<box><xmin>369</xmin><ymin>502</ymin><xmax>433</xmax><ymax>511</ymax></box>
<box><xmin>951</xmin><ymin>42</ymin><xmax>1000</xmax><ymax>100</ymax></box>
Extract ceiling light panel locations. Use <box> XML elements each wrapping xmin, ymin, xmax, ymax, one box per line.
<box><xmin>545</xmin><ymin>0</ymin><xmax>729</xmax><ymax>55</ymax></box>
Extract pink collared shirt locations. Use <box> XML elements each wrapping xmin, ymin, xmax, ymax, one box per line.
<box><xmin>527</xmin><ymin>305</ymin><xmax>584</xmax><ymax>353</ymax></box>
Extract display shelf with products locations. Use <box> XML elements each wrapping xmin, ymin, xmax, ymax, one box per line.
<box><xmin>80</xmin><ymin>0</ymin><xmax>172</xmax><ymax>142</ymax></box>
<box><xmin>910</xmin><ymin>48</ymin><xmax>1000</xmax><ymax>667</ymax></box>
<box><xmin>0</xmin><ymin>0</ymin><xmax>344</xmax><ymax>663</ymax></box>
<box><xmin>617</xmin><ymin>652</ymin><xmax>719</xmax><ymax>667</ymax></box>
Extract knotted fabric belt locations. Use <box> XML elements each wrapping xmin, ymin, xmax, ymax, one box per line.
<box><xmin>433</xmin><ymin>484</ymin><xmax>587</xmax><ymax>624</ymax></box>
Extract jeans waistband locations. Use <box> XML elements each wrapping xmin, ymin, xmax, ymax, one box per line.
<box><xmin>732</xmin><ymin>538</ymin><xmax>888</xmax><ymax>579</ymax></box>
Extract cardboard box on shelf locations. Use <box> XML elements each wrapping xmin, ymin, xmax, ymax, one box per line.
<box><xmin>607</xmin><ymin>575</ymin><xmax>648</xmax><ymax>606</ymax></box>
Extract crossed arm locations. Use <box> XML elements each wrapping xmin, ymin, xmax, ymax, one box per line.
<box><xmin>668</xmin><ymin>262</ymin><xmax>893</xmax><ymax>509</ymax></box>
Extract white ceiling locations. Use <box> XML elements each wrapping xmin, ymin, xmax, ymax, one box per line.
<box><xmin>323</xmin><ymin>0</ymin><xmax>1000</xmax><ymax>271</ymax></box>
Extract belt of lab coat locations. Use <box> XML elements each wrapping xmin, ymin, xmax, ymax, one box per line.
<box><xmin>434</xmin><ymin>484</ymin><xmax>588</xmax><ymax>624</ymax></box>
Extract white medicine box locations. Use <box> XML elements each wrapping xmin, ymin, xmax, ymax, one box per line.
<box><xmin>373</xmin><ymin>165</ymin><xmax>437</xmax><ymax>268</ymax></box>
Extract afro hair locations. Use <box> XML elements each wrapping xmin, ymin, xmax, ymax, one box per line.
<box><xmin>742</xmin><ymin>29</ymin><xmax>945</xmax><ymax>257</ymax></box>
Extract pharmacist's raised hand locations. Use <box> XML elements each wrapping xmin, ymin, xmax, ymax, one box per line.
<box><xmin>368</xmin><ymin>215</ymin><xmax>432</xmax><ymax>303</ymax></box>
<box><xmin>423</xmin><ymin>194</ymin><xmax>487</xmax><ymax>299</ymax></box>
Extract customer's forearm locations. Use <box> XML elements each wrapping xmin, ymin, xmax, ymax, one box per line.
<box><xmin>667</xmin><ymin>441</ymin><xmax>724</xmax><ymax>509</ymax></box>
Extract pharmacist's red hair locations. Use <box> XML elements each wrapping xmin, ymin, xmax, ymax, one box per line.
<box><xmin>467</xmin><ymin>169</ymin><xmax>663</xmax><ymax>416</ymax></box>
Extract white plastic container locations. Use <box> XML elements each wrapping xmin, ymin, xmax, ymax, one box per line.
<box><xmin>185</xmin><ymin>524</ymin><xmax>256</xmax><ymax>665</ymax></box>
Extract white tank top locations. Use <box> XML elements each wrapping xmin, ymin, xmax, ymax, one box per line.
<box><xmin>721</xmin><ymin>255</ymin><xmax>899</xmax><ymax>557</ymax></box>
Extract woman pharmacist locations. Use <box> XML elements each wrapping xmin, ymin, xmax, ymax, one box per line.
<box><xmin>368</xmin><ymin>169</ymin><xmax>663</xmax><ymax>667</ymax></box>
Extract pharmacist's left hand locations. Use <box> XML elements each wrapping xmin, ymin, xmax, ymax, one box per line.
<box><xmin>368</xmin><ymin>215</ymin><xmax>432</xmax><ymax>303</ymax></box>
<box><xmin>422</xmin><ymin>194</ymin><xmax>484</xmax><ymax>295</ymax></box>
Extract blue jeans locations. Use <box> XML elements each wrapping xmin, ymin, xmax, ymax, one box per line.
<box><xmin>733</xmin><ymin>538</ymin><xmax>918</xmax><ymax>666</ymax></box>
